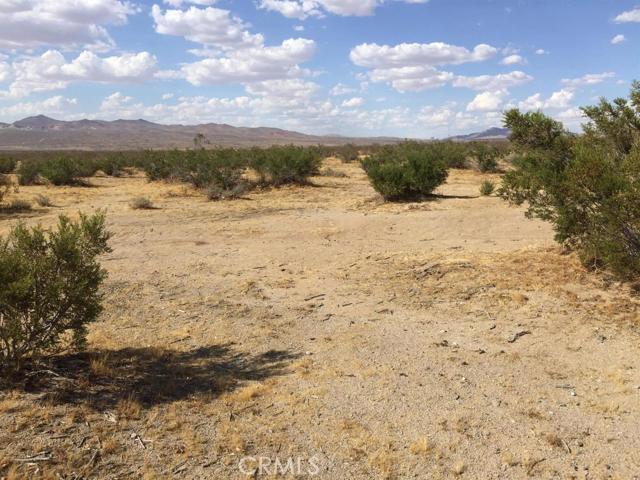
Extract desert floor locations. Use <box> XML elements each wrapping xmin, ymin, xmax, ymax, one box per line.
<box><xmin>1</xmin><ymin>159</ymin><xmax>639</xmax><ymax>479</ymax></box>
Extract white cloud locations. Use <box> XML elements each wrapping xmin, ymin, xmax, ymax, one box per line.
<box><xmin>614</xmin><ymin>8</ymin><xmax>640</xmax><ymax>23</ymax></box>
<box><xmin>179</xmin><ymin>38</ymin><xmax>316</xmax><ymax>85</ymax></box>
<box><xmin>561</xmin><ymin>72</ymin><xmax>615</xmax><ymax>88</ymax></box>
<box><xmin>151</xmin><ymin>5</ymin><xmax>263</xmax><ymax>50</ymax></box>
<box><xmin>163</xmin><ymin>0</ymin><xmax>218</xmax><ymax>6</ymax></box>
<box><xmin>350</xmin><ymin>41</ymin><xmax>498</xmax><ymax>93</ymax></box>
<box><xmin>501</xmin><ymin>54</ymin><xmax>526</xmax><ymax>65</ymax></box>
<box><xmin>0</xmin><ymin>0</ymin><xmax>137</xmax><ymax>51</ymax></box>
<box><xmin>162</xmin><ymin>93</ymin><xmax>175</xmax><ymax>100</ymax></box>
<box><xmin>518</xmin><ymin>88</ymin><xmax>574</xmax><ymax>110</ymax></box>
<box><xmin>3</xmin><ymin>50</ymin><xmax>157</xmax><ymax>97</ymax></box>
<box><xmin>350</xmin><ymin>42</ymin><xmax>497</xmax><ymax>68</ymax></box>
<box><xmin>341</xmin><ymin>97</ymin><xmax>364</xmax><ymax>107</ymax></box>
<box><xmin>453</xmin><ymin>71</ymin><xmax>532</xmax><ymax>91</ymax></box>
<box><xmin>0</xmin><ymin>95</ymin><xmax>78</xmax><ymax>118</ymax></box>
<box><xmin>257</xmin><ymin>0</ymin><xmax>429</xmax><ymax>20</ymax></box>
<box><xmin>535</xmin><ymin>49</ymin><xmax>548</xmax><ymax>55</ymax></box>
<box><xmin>611</xmin><ymin>34</ymin><xmax>626</xmax><ymax>45</ymax></box>
<box><xmin>329</xmin><ymin>83</ymin><xmax>356</xmax><ymax>96</ymax></box>
<box><xmin>466</xmin><ymin>90</ymin><xmax>507</xmax><ymax>112</ymax></box>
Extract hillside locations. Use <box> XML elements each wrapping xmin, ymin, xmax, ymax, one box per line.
<box><xmin>0</xmin><ymin>115</ymin><xmax>398</xmax><ymax>150</ymax></box>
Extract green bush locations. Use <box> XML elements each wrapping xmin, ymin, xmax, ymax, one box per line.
<box><xmin>0</xmin><ymin>157</ymin><xmax>16</xmax><ymax>174</ymax></box>
<box><xmin>499</xmin><ymin>81</ymin><xmax>640</xmax><ymax>279</ymax></box>
<box><xmin>17</xmin><ymin>160</ymin><xmax>41</xmax><ymax>185</ymax></box>
<box><xmin>250</xmin><ymin>145</ymin><xmax>322</xmax><ymax>186</ymax></box>
<box><xmin>40</xmin><ymin>157</ymin><xmax>84</xmax><ymax>186</ymax></box>
<box><xmin>431</xmin><ymin>141</ymin><xmax>470</xmax><ymax>169</ymax></box>
<box><xmin>362</xmin><ymin>142</ymin><xmax>449</xmax><ymax>201</ymax></box>
<box><xmin>480</xmin><ymin>180</ymin><xmax>495</xmax><ymax>196</ymax></box>
<box><xmin>0</xmin><ymin>174</ymin><xmax>12</xmax><ymax>204</ymax></box>
<box><xmin>0</xmin><ymin>212</ymin><xmax>111</xmax><ymax>372</ymax></box>
<box><xmin>473</xmin><ymin>143</ymin><xmax>499</xmax><ymax>172</ymax></box>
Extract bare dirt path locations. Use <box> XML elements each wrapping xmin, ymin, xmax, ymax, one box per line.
<box><xmin>1</xmin><ymin>159</ymin><xmax>639</xmax><ymax>479</ymax></box>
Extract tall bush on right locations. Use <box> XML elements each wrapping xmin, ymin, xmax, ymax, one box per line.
<box><xmin>499</xmin><ymin>81</ymin><xmax>640</xmax><ymax>279</ymax></box>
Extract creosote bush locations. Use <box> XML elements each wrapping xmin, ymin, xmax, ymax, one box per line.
<box><xmin>0</xmin><ymin>212</ymin><xmax>111</xmax><ymax>372</ymax></box>
<box><xmin>362</xmin><ymin>142</ymin><xmax>449</xmax><ymax>201</ymax></box>
<box><xmin>499</xmin><ymin>81</ymin><xmax>640</xmax><ymax>279</ymax></box>
<box><xmin>39</xmin><ymin>156</ymin><xmax>86</xmax><ymax>186</ymax></box>
<box><xmin>474</xmin><ymin>144</ymin><xmax>500</xmax><ymax>172</ymax></box>
<box><xmin>0</xmin><ymin>157</ymin><xmax>16</xmax><ymax>174</ymax></box>
<box><xmin>17</xmin><ymin>160</ymin><xmax>41</xmax><ymax>186</ymax></box>
<box><xmin>249</xmin><ymin>145</ymin><xmax>323</xmax><ymax>186</ymax></box>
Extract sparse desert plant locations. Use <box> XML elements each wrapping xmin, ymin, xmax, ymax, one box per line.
<box><xmin>0</xmin><ymin>174</ymin><xmax>11</xmax><ymax>204</ymax></box>
<box><xmin>480</xmin><ymin>180</ymin><xmax>496</xmax><ymax>196</ymax></box>
<box><xmin>322</xmin><ymin>167</ymin><xmax>348</xmax><ymax>178</ymax></box>
<box><xmin>362</xmin><ymin>142</ymin><xmax>449</xmax><ymax>201</ymax></box>
<box><xmin>4</xmin><ymin>199</ymin><xmax>32</xmax><ymax>212</ymax></box>
<box><xmin>0</xmin><ymin>157</ymin><xmax>16</xmax><ymax>174</ymax></box>
<box><xmin>207</xmin><ymin>181</ymin><xmax>250</xmax><ymax>201</ymax></box>
<box><xmin>34</xmin><ymin>194</ymin><xmax>52</xmax><ymax>207</ymax></box>
<box><xmin>250</xmin><ymin>145</ymin><xmax>322</xmax><ymax>186</ymax></box>
<box><xmin>500</xmin><ymin>81</ymin><xmax>640</xmax><ymax>279</ymax></box>
<box><xmin>130</xmin><ymin>196</ymin><xmax>155</xmax><ymax>210</ymax></box>
<box><xmin>0</xmin><ymin>212</ymin><xmax>111</xmax><ymax>372</ymax></box>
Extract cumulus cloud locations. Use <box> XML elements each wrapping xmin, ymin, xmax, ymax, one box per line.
<box><xmin>3</xmin><ymin>50</ymin><xmax>157</xmax><ymax>97</ymax></box>
<box><xmin>561</xmin><ymin>72</ymin><xmax>615</xmax><ymax>88</ymax></box>
<box><xmin>518</xmin><ymin>88</ymin><xmax>574</xmax><ymax>110</ymax></box>
<box><xmin>151</xmin><ymin>5</ymin><xmax>263</xmax><ymax>50</ymax></box>
<box><xmin>466</xmin><ymin>90</ymin><xmax>507</xmax><ymax>112</ymax></box>
<box><xmin>0</xmin><ymin>0</ymin><xmax>137</xmax><ymax>50</ymax></box>
<box><xmin>257</xmin><ymin>0</ymin><xmax>429</xmax><ymax>20</ymax></box>
<box><xmin>452</xmin><ymin>71</ymin><xmax>532</xmax><ymax>91</ymax></box>
<box><xmin>350</xmin><ymin>41</ymin><xmax>498</xmax><ymax>92</ymax></box>
<box><xmin>614</xmin><ymin>8</ymin><xmax>640</xmax><ymax>23</ymax></box>
<box><xmin>611</xmin><ymin>34</ymin><xmax>626</xmax><ymax>45</ymax></box>
<box><xmin>179</xmin><ymin>38</ymin><xmax>316</xmax><ymax>85</ymax></box>
<box><xmin>535</xmin><ymin>49</ymin><xmax>548</xmax><ymax>55</ymax></box>
<box><xmin>350</xmin><ymin>42</ymin><xmax>497</xmax><ymax>68</ymax></box>
<box><xmin>501</xmin><ymin>54</ymin><xmax>526</xmax><ymax>65</ymax></box>
<box><xmin>341</xmin><ymin>97</ymin><xmax>364</xmax><ymax>107</ymax></box>
<box><xmin>329</xmin><ymin>83</ymin><xmax>357</xmax><ymax>96</ymax></box>
<box><xmin>0</xmin><ymin>95</ymin><xmax>78</xmax><ymax>118</ymax></box>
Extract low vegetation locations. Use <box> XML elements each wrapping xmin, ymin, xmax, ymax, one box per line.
<box><xmin>130</xmin><ymin>196</ymin><xmax>155</xmax><ymax>210</ymax></box>
<box><xmin>362</xmin><ymin>142</ymin><xmax>449</xmax><ymax>201</ymax></box>
<box><xmin>0</xmin><ymin>212</ymin><xmax>111</xmax><ymax>372</ymax></box>
<box><xmin>480</xmin><ymin>180</ymin><xmax>495</xmax><ymax>196</ymax></box>
<box><xmin>0</xmin><ymin>157</ymin><xmax>16</xmax><ymax>174</ymax></box>
<box><xmin>500</xmin><ymin>81</ymin><xmax>640</xmax><ymax>279</ymax></box>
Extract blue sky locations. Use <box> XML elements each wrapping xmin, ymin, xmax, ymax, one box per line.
<box><xmin>0</xmin><ymin>0</ymin><xmax>638</xmax><ymax>138</ymax></box>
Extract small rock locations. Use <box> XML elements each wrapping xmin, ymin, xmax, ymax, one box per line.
<box><xmin>597</xmin><ymin>334</ymin><xmax>606</xmax><ymax>343</ymax></box>
<box><xmin>507</xmin><ymin>330</ymin><xmax>531</xmax><ymax>343</ymax></box>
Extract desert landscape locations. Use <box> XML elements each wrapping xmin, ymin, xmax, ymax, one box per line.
<box><xmin>1</xmin><ymin>1</ymin><xmax>640</xmax><ymax>478</ymax></box>
<box><xmin>1</xmin><ymin>155</ymin><xmax>639</xmax><ymax>479</ymax></box>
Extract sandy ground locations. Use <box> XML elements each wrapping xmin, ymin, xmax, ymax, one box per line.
<box><xmin>1</xmin><ymin>159</ymin><xmax>639</xmax><ymax>479</ymax></box>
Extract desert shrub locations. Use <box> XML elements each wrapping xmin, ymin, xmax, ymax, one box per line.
<box><xmin>480</xmin><ymin>180</ymin><xmax>495</xmax><ymax>196</ymax></box>
<box><xmin>432</xmin><ymin>141</ymin><xmax>470</xmax><ymax>169</ymax></box>
<box><xmin>130</xmin><ymin>196</ymin><xmax>154</xmax><ymax>210</ymax></box>
<box><xmin>0</xmin><ymin>174</ymin><xmax>11</xmax><ymax>203</ymax></box>
<box><xmin>96</xmin><ymin>154</ymin><xmax>125</xmax><ymax>176</ymax></box>
<box><xmin>335</xmin><ymin>144</ymin><xmax>360</xmax><ymax>163</ymax></box>
<box><xmin>473</xmin><ymin>143</ymin><xmax>500</xmax><ymax>172</ymax></box>
<box><xmin>207</xmin><ymin>181</ymin><xmax>250</xmax><ymax>201</ymax></box>
<box><xmin>4</xmin><ymin>199</ymin><xmax>31</xmax><ymax>212</ymax></box>
<box><xmin>34</xmin><ymin>194</ymin><xmax>52</xmax><ymax>207</ymax></box>
<box><xmin>361</xmin><ymin>142</ymin><xmax>449</xmax><ymax>201</ymax></box>
<box><xmin>499</xmin><ymin>81</ymin><xmax>640</xmax><ymax>279</ymax></box>
<box><xmin>0</xmin><ymin>157</ymin><xmax>16</xmax><ymax>174</ymax></box>
<box><xmin>0</xmin><ymin>212</ymin><xmax>111</xmax><ymax>372</ymax></box>
<box><xmin>17</xmin><ymin>160</ymin><xmax>41</xmax><ymax>185</ymax></box>
<box><xmin>250</xmin><ymin>145</ymin><xmax>322</xmax><ymax>186</ymax></box>
<box><xmin>39</xmin><ymin>156</ymin><xmax>84</xmax><ymax>186</ymax></box>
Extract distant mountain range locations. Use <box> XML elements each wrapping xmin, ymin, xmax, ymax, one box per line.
<box><xmin>449</xmin><ymin>127</ymin><xmax>511</xmax><ymax>141</ymax></box>
<box><xmin>0</xmin><ymin>115</ymin><xmax>509</xmax><ymax>150</ymax></box>
<box><xmin>0</xmin><ymin>115</ymin><xmax>398</xmax><ymax>150</ymax></box>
